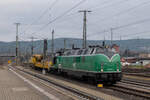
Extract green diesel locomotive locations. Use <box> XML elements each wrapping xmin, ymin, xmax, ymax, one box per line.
<box><xmin>52</xmin><ymin>46</ymin><xmax>122</xmax><ymax>84</ymax></box>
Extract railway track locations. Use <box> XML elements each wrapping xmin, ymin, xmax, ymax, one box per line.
<box><xmin>123</xmin><ymin>73</ymin><xmax>150</xmax><ymax>78</ymax></box>
<box><xmin>109</xmin><ymin>79</ymin><xmax>150</xmax><ymax>100</ymax></box>
<box><xmin>109</xmin><ymin>85</ymin><xmax>150</xmax><ymax>99</ymax></box>
<box><xmin>10</xmin><ymin>66</ymin><xmax>103</xmax><ymax>100</ymax></box>
<box><xmin>13</xmin><ymin>65</ymin><xmax>150</xmax><ymax>100</ymax></box>
<box><xmin>121</xmin><ymin>79</ymin><xmax>150</xmax><ymax>88</ymax></box>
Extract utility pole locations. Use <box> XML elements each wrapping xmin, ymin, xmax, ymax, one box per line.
<box><xmin>43</xmin><ymin>39</ymin><xmax>47</xmax><ymax>74</ymax></box>
<box><xmin>30</xmin><ymin>36</ymin><xmax>36</xmax><ymax>55</ymax></box>
<box><xmin>104</xmin><ymin>35</ymin><xmax>105</xmax><ymax>42</ymax></box>
<box><xmin>111</xmin><ymin>28</ymin><xmax>113</xmax><ymax>45</ymax></box>
<box><xmin>120</xmin><ymin>35</ymin><xmax>122</xmax><ymax>47</ymax></box>
<box><xmin>43</xmin><ymin>39</ymin><xmax>48</xmax><ymax>58</ymax></box>
<box><xmin>31</xmin><ymin>37</ymin><xmax>34</xmax><ymax>55</ymax></box>
<box><xmin>51</xmin><ymin>29</ymin><xmax>54</xmax><ymax>57</ymax></box>
<box><xmin>103</xmin><ymin>35</ymin><xmax>105</xmax><ymax>47</ymax></box>
<box><xmin>79</xmin><ymin>10</ymin><xmax>91</xmax><ymax>49</ymax></box>
<box><xmin>64</xmin><ymin>38</ymin><xmax>66</xmax><ymax>50</ymax></box>
<box><xmin>14</xmin><ymin>23</ymin><xmax>20</xmax><ymax>65</ymax></box>
<box><xmin>120</xmin><ymin>35</ymin><xmax>122</xmax><ymax>41</ymax></box>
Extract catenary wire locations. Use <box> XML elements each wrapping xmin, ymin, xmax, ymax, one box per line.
<box><xmin>31</xmin><ymin>0</ymin><xmax>87</xmax><ymax>36</ymax></box>
<box><xmin>20</xmin><ymin>0</ymin><xmax>59</xmax><ymax>36</ymax></box>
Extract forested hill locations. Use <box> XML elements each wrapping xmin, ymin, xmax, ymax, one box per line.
<box><xmin>0</xmin><ymin>38</ymin><xmax>149</xmax><ymax>54</ymax></box>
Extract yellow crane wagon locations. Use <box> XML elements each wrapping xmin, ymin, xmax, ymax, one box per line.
<box><xmin>29</xmin><ymin>54</ymin><xmax>53</xmax><ymax>70</ymax></box>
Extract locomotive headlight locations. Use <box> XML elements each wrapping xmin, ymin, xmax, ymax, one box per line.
<box><xmin>117</xmin><ymin>69</ymin><xmax>119</xmax><ymax>72</ymax></box>
<box><xmin>58</xmin><ymin>64</ymin><xmax>62</xmax><ymax>69</ymax></box>
<box><xmin>101</xmin><ymin>63</ymin><xmax>103</xmax><ymax>72</ymax></box>
<box><xmin>117</xmin><ymin>62</ymin><xmax>119</xmax><ymax>72</ymax></box>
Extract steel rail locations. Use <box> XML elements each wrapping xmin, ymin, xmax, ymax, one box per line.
<box><xmin>109</xmin><ymin>83</ymin><xmax>150</xmax><ymax>99</ymax></box>
<box><xmin>12</xmin><ymin>66</ymin><xmax>102</xmax><ymax>100</ymax></box>
<box><xmin>121</xmin><ymin>79</ymin><xmax>150</xmax><ymax>88</ymax></box>
<box><xmin>124</xmin><ymin>73</ymin><xmax>150</xmax><ymax>78</ymax></box>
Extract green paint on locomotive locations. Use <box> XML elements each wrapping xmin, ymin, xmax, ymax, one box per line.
<box><xmin>55</xmin><ymin>54</ymin><xmax>121</xmax><ymax>72</ymax></box>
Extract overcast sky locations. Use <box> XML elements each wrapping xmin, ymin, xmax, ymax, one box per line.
<box><xmin>1</xmin><ymin>0</ymin><xmax>150</xmax><ymax>42</ymax></box>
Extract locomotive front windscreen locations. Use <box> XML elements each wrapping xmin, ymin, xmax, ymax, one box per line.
<box><xmin>95</xmin><ymin>47</ymin><xmax>116</xmax><ymax>58</ymax></box>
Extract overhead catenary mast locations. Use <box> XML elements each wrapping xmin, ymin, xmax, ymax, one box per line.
<box><xmin>64</xmin><ymin>38</ymin><xmax>66</xmax><ymax>50</ymax></box>
<box><xmin>79</xmin><ymin>10</ymin><xmax>91</xmax><ymax>49</ymax></box>
<box><xmin>30</xmin><ymin>36</ymin><xmax>37</xmax><ymax>55</ymax></box>
<box><xmin>31</xmin><ymin>36</ymin><xmax>34</xmax><ymax>55</ymax></box>
<box><xmin>120</xmin><ymin>35</ymin><xmax>122</xmax><ymax>46</ymax></box>
<box><xmin>42</xmin><ymin>39</ymin><xmax>48</xmax><ymax>74</ymax></box>
<box><xmin>14</xmin><ymin>23</ymin><xmax>20</xmax><ymax>65</ymax></box>
<box><xmin>51</xmin><ymin>29</ymin><xmax>54</xmax><ymax>57</ymax></box>
<box><xmin>111</xmin><ymin>28</ymin><xmax>113</xmax><ymax>45</ymax></box>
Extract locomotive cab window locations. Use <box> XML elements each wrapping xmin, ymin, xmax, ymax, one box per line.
<box><xmin>92</xmin><ymin>48</ymin><xmax>97</xmax><ymax>54</ymax></box>
<box><xmin>71</xmin><ymin>50</ymin><xmax>76</xmax><ymax>55</ymax></box>
<box><xmin>85</xmin><ymin>48</ymin><xmax>93</xmax><ymax>55</ymax></box>
<box><xmin>74</xmin><ymin>50</ymin><xmax>79</xmax><ymax>55</ymax></box>
<box><xmin>77</xmin><ymin>50</ymin><xmax>82</xmax><ymax>55</ymax></box>
<box><xmin>63</xmin><ymin>51</ymin><xmax>68</xmax><ymax>56</ymax></box>
<box><xmin>95</xmin><ymin>47</ymin><xmax>104</xmax><ymax>54</ymax></box>
<box><xmin>104</xmin><ymin>48</ymin><xmax>116</xmax><ymax>58</ymax></box>
<box><xmin>90</xmin><ymin>48</ymin><xmax>94</xmax><ymax>54</ymax></box>
<box><xmin>81</xmin><ymin>49</ymin><xmax>88</xmax><ymax>55</ymax></box>
<box><xmin>68</xmin><ymin>51</ymin><xmax>71</xmax><ymax>55</ymax></box>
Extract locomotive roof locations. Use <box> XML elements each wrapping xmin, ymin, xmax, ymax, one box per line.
<box><xmin>61</xmin><ymin>46</ymin><xmax>117</xmax><ymax>56</ymax></box>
